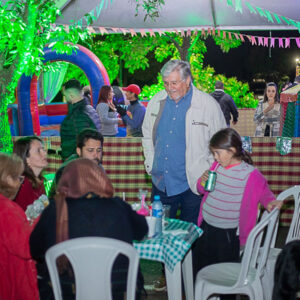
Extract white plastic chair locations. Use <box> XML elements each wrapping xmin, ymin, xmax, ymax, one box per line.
<box><xmin>45</xmin><ymin>237</ymin><xmax>140</xmax><ymax>300</ymax></box>
<box><xmin>262</xmin><ymin>185</ymin><xmax>300</xmax><ymax>300</ymax></box>
<box><xmin>194</xmin><ymin>208</ymin><xmax>279</xmax><ymax>300</ymax></box>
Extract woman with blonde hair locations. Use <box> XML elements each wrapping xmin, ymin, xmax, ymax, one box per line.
<box><xmin>0</xmin><ymin>153</ymin><xmax>39</xmax><ymax>300</ymax></box>
<box><xmin>30</xmin><ymin>158</ymin><xmax>147</xmax><ymax>299</ymax></box>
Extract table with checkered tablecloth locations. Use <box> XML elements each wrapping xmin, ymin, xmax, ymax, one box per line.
<box><xmin>134</xmin><ymin>218</ymin><xmax>202</xmax><ymax>272</ymax></box>
<box><xmin>12</xmin><ymin>135</ymin><xmax>300</xmax><ymax>226</ymax></box>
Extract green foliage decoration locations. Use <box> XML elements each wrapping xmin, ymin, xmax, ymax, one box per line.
<box><xmin>138</xmin><ymin>32</ymin><xmax>256</xmax><ymax>108</ymax></box>
<box><xmin>139</xmin><ymin>75</ymin><xmax>164</xmax><ymax>99</ymax></box>
<box><xmin>63</xmin><ymin>63</ymin><xmax>90</xmax><ymax>87</ymax></box>
<box><xmin>0</xmin><ymin>0</ymin><xmax>91</xmax><ymax>151</ymax></box>
<box><xmin>212</xmin><ymin>32</ymin><xmax>242</xmax><ymax>52</ymax></box>
<box><xmin>60</xmin><ymin>31</ymin><xmax>255</xmax><ymax>109</ymax></box>
<box><xmin>135</xmin><ymin>0</ymin><xmax>165</xmax><ymax>21</ymax></box>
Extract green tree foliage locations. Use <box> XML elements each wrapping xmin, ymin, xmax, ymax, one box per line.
<box><xmin>0</xmin><ymin>0</ymin><xmax>91</xmax><ymax>151</ymax></box>
<box><xmin>90</xmin><ymin>34</ymin><xmax>163</xmax><ymax>85</ymax></box>
<box><xmin>142</xmin><ymin>33</ymin><xmax>257</xmax><ymax>108</ymax></box>
<box><xmin>135</xmin><ymin>0</ymin><xmax>165</xmax><ymax>21</ymax></box>
<box><xmin>67</xmin><ymin>31</ymin><xmax>256</xmax><ymax>107</ymax></box>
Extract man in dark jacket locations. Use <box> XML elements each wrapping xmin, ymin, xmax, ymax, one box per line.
<box><xmin>60</xmin><ymin>79</ymin><xmax>101</xmax><ymax>161</ymax></box>
<box><xmin>210</xmin><ymin>81</ymin><xmax>239</xmax><ymax>127</ymax></box>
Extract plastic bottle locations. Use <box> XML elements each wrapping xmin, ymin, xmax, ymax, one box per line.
<box><xmin>152</xmin><ymin>195</ymin><xmax>163</xmax><ymax>235</ymax></box>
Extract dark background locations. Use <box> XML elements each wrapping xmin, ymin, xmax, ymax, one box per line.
<box><xmin>203</xmin><ymin>30</ymin><xmax>300</xmax><ymax>93</ymax></box>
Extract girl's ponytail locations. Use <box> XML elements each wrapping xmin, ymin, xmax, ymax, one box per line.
<box><xmin>241</xmin><ymin>150</ymin><xmax>253</xmax><ymax>165</ymax></box>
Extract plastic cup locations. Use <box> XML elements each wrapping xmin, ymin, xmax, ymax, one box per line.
<box><xmin>146</xmin><ymin>216</ymin><xmax>156</xmax><ymax>238</ymax></box>
<box><xmin>162</xmin><ymin>204</ymin><xmax>171</xmax><ymax>227</ymax></box>
<box><xmin>163</xmin><ymin>205</ymin><xmax>171</xmax><ymax>219</ymax></box>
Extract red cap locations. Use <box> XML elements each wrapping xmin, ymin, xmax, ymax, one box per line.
<box><xmin>122</xmin><ymin>84</ymin><xmax>141</xmax><ymax>95</ymax></box>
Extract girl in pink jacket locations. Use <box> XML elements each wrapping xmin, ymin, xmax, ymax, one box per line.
<box><xmin>193</xmin><ymin>128</ymin><xmax>282</xmax><ymax>274</ymax></box>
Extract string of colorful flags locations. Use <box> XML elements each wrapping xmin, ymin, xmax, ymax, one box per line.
<box><xmin>223</xmin><ymin>0</ymin><xmax>300</xmax><ymax>32</ymax></box>
<box><xmin>55</xmin><ymin>0</ymin><xmax>300</xmax><ymax>48</ymax></box>
<box><xmin>83</xmin><ymin>26</ymin><xmax>300</xmax><ymax>49</ymax></box>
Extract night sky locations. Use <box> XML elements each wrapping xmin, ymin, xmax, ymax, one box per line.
<box><xmin>203</xmin><ymin>30</ymin><xmax>300</xmax><ymax>90</ymax></box>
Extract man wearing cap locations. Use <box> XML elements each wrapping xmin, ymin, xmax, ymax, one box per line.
<box><xmin>116</xmin><ymin>84</ymin><xmax>146</xmax><ymax>137</ymax></box>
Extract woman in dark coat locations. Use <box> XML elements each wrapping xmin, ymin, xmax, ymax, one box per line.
<box><xmin>30</xmin><ymin>158</ymin><xmax>148</xmax><ymax>300</ymax></box>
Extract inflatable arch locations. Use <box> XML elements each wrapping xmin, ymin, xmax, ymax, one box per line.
<box><xmin>16</xmin><ymin>44</ymin><xmax>110</xmax><ymax>136</ymax></box>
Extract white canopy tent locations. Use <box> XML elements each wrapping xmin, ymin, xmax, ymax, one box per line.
<box><xmin>55</xmin><ymin>0</ymin><xmax>300</xmax><ymax>32</ymax></box>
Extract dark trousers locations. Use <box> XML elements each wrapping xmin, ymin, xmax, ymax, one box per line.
<box><xmin>151</xmin><ymin>183</ymin><xmax>202</xmax><ymax>225</ymax></box>
<box><xmin>192</xmin><ymin>220</ymin><xmax>240</xmax><ymax>280</ymax></box>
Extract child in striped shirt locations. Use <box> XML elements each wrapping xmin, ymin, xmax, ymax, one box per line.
<box><xmin>193</xmin><ymin>128</ymin><xmax>282</xmax><ymax>274</ymax></box>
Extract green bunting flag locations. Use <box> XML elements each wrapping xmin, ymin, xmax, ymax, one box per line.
<box><xmin>245</xmin><ymin>2</ymin><xmax>256</xmax><ymax>14</ymax></box>
<box><xmin>227</xmin><ymin>0</ymin><xmax>234</xmax><ymax>7</ymax></box>
<box><xmin>276</xmin><ymin>137</ymin><xmax>292</xmax><ymax>155</ymax></box>
<box><xmin>235</xmin><ymin>0</ymin><xmax>243</xmax><ymax>13</ymax></box>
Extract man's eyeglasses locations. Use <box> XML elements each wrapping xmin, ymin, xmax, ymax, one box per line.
<box><xmin>163</xmin><ymin>80</ymin><xmax>184</xmax><ymax>89</ymax></box>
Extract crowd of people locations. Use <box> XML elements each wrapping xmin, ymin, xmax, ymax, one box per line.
<box><xmin>0</xmin><ymin>59</ymin><xmax>298</xmax><ymax>299</ymax></box>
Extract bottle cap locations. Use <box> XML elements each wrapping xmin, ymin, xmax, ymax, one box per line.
<box><xmin>154</xmin><ymin>195</ymin><xmax>160</xmax><ymax>201</ymax></box>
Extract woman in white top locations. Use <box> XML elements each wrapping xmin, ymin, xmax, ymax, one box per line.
<box><xmin>96</xmin><ymin>85</ymin><xmax>122</xmax><ymax>136</ymax></box>
<box><xmin>253</xmin><ymin>82</ymin><xmax>281</xmax><ymax>137</ymax></box>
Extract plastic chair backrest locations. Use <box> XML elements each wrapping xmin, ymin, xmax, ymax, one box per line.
<box><xmin>45</xmin><ymin>237</ymin><xmax>140</xmax><ymax>300</ymax></box>
<box><xmin>235</xmin><ymin>208</ymin><xmax>279</xmax><ymax>287</ymax></box>
<box><xmin>277</xmin><ymin>186</ymin><xmax>300</xmax><ymax>243</ymax></box>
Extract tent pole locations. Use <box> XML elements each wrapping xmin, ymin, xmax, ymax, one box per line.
<box><xmin>269</xmin><ymin>31</ymin><xmax>272</xmax><ymax>58</ymax></box>
<box><xmin>210</xmin><ymin>0</ymin><xmax>217</xmax><ymax>29</ymax></box>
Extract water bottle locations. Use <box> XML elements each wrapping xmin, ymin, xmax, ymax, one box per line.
<box><xmin>152</xmin><ymin>195</ymin><xmax>163</xmax><ymax>235</ymax></box>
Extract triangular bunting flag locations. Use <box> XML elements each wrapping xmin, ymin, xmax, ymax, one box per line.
<box><xmin>235</xmin><ymin>0</ymin><xmax>242</xmax><ymax>13</ymax></box>
<box><xmin>273</xmin><ymin>13</ymin><xmax>282</xmax><ymax>24</ymax></box>
<box><xmin>129</xmin><ymin>29</ymin><xmax>137</xmax><ymax>37</ymax></box>
<box><xmin>251</xmin><ymin>36</ymin><xmax>257</xmax><ymax>45</ymax></box>
<box><xmin>245</xmin><ymin>2</ymin><xmax>257</xmax><ymax>14</ymax></box>
<box><xmin>120</xmin><ymin>28</ymin><xmax>128</xmax><ymax>35</ymax></box>
<box><xmin>234</xmin><ymin>33</ymin><xmax>239</xmax><ymax>40</ymax></box>
<box><xmin>149</xmin><ymin>29</ymin><xmax>155</xmax><ymax>37</ymax></box>
<box><xmin>285</xmin><ymin>38</ymin><xmax>290</xmax><ymax>48</ymax></box>
<box><xmin>270</xmin><ymin>37</ymin><xmax>275</xmax><ymax>47</ymax></box>
<box><xmin>140</xmin><ymin>29</ymin><xmax>147</xmax><ymax>37</ymax></box>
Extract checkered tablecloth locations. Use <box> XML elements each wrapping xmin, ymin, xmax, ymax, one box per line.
<box><xmin>12</xmin><ymin>136</ymin><xmax>300</xmax><ymax>225</ymax></box>
<box><xmin>133</xmin><ymin>218</ymin><xmax>203</xmax><ymax>272</ymax></box>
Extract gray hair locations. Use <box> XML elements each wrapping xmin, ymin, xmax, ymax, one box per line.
<box><xmin>215</xmin><ymin>81</ymin><xmax>224</xmax><ymax>89</ymax></box>
<box><xmin>161</xmin><ymin>60</ymin><xmax>192</xmax><ymax>81</ymax></box>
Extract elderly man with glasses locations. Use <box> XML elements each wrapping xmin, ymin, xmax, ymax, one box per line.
<box><xmin>142</xmin><ymin>60</ymin><xmax>226</xmax><ymax>225</ymax></box>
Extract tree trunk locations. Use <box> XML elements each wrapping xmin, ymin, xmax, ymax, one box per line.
<box><xmin>0</xmin><ymin>59</ymin><xmax>16</xmax><ymax>151</ymax></box>
<box><xmin>0</xmin><ymin>98</ymin><xmax>13</xmax><ymax>152</ymax></box>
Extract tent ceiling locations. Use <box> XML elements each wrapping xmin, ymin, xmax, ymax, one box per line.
<box><xmin>56</xmin><ymin>0</ymin><xmax>300</xmax><ymax>31</ymax></box>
